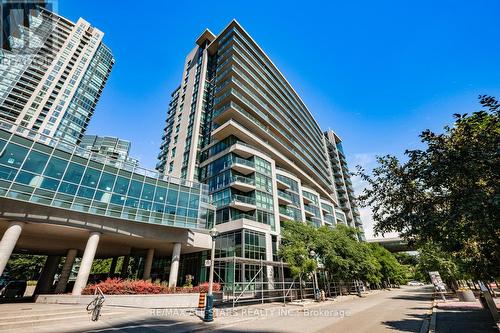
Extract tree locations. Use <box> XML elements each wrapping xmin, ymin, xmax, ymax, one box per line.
<box><xmin>358</xmin><ymin>95</ymin><xmax>500</xmax><ymax>280</ymax></box>
<box><xmin>279</xmin><ymin>221</ymin><xmax>406</xmax><ymax>286</ymax></box>
<box><xmin>5</xmin><ymin>254</ymin><xmax>46</xmax><ymax>280</ymax></box>
<box><xmin>368</xmin><ymin>243</ymin><xmax>407</xmax><ymax>285</ymax></box>
<box><xmin>416</xmin><ymin>243</ymin><xmax>462</xmax><ymax>288</ymax></box>
<box><xmin>279</xmin><ymin>221</ymin><xmax>318</xmax><ymax>277</ymax></box>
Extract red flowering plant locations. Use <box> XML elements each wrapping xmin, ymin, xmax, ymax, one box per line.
<box><xmin>82</xmin><ymin>278</ymin><xmax>222</xmax><ymax>295</ymax></box>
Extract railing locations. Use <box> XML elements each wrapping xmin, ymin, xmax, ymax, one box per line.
<box><xmin>231</xmin><ymin>175</ymin><xmax>255</xmax><ymax>185</ymax></box>
<box><xmin>279</xmin><ymin>206</ymin><xmax>301</xmax><ymax>220</ymax></box>
<box><xmin>232</xmin><ymin>156</ymin><xmax>254</xmax><ymax>168</ymax></box>
<box><xmin>304</xmin><ymin>204</ymin><xmax>318</xmax><ymax>215</ymax></box>
<box><xmin>212</xmin><ymin>194</ymin><xmax>256</xmax><ymax>208</ymax></box>
<box><xmin>277</xmin><ymin>189</ymin><xmax>292</xmax><ymax>202</ymax></box>
<box><xmin>232</xmin><ymin>194</ymin><xmax>255</xmax><ymax>205</ymax></box>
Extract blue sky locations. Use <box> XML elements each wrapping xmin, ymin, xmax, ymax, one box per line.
<box><xmin>58</xmin><ymin>1</ymin><xmax>500</xmax><ymax>238</ymax></box>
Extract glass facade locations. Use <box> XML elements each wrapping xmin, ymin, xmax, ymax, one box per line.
<box><xmin>213</xmin><ymin>229</ymin><xmax>267</xmax><ymax>285</ymax></box>
<box><xmin>0</xmin><ymin>8</ymin><xmax>114</xmax><ymax>145</ymax></box>
<box><xmin>0</xmin><ymin>123</ymin><xmax>210</xmax><ymax>230</ymax></box>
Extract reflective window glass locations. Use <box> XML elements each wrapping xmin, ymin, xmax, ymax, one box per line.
<box><xmin>125</xmin><ymin>197</ymin><xmax>139</xmax><ymax>208</ymax></box>
<box><xmin>97</xmin><ymin>172</ymin><xmax>115</xmax><ymax>191</ymax></box>
<box><xmin>63</xmin><ymin>163</ymin><xmax>85</xmax><ymax>184</ymax></box>
<box><xmin>77</xmin><ymin>186</ymin><xmax>95</xmax><ymax>199</ymax></box>
<box><xmin>166</xmin><ymin>189</ymin><xmax>178</xmax><ymax>205</ymax></box>
<box><xmin>111</xmin><ymin>194</ymin><xmax>125</xmax><ymax>205</ymax></box>
<box><xmin>178</xmin><ymin>191</ymin><xmax>189</xmax><ymax>207</ymax></box>
<box><xmin>21</xmin><ymin>150</ymin><xmax>48</xmax><ymax>173</ymax></box>
<box><xmin>113</xmin><ymin>176</ymin><xmax>129</xmax><ymax>195</ymax></box>
<box><xmin>15</xmin><ymin>171</ymin><xmax>39</xmax><ymax>186</ymax></box>
<box><xmin>189</xmin><ymin>194</ymin><xmax>199</xmax><ymax>209</ymax></box>
<box><xmin>40</xmin><ymin>177</ymin><xmax>60</xmax><ymax>191</ymax></box>
<box><xmin>81</xmin><ymin>168</ymin><xmax>100</xmax><ymax>188</ymax></box>
<box><xmin>59</xmin><ymin>181</ymin><xmax>77</xmax><ymax>195</ymax></box>
<box><xmin>0</xmin><ymin>165</ymin><xmax>16</xmax><ymax>180</ymax></box>
<box><xmin>154</xmin><ymin>187</ymin><xmax>167</xmax><ymax>203</ymax></box>
<box><xmin>44</xmin><ymin>157</ymin><xmax>68</xmax><ymax>179</ymax></box>
<box><xmin>0</xmin><ymin>143</ymin><xmax>28</xmax><ymax>168</ymax></box>
<box><xmin>141</xmin><ymin>183</ymin><xmax>155</xmax><ymax>201</ymax></box>
<box><xmin>127</xmin><ymin>180</ymin><xmax>142</xmax><ymax>198</ymax></box>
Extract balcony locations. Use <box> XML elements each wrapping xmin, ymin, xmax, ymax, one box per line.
<box><xmin>230</xmin><ymin>156</ymin><xmax>255</xmax><ymax>175</ymax></box>
<box><xmin>229</xmin><ymin>175</ymin><xmax>256</xmax><ymax>192</ymax></box>
<box><xmin>279</xmin><ymin>206</ymin><xmax>298</xmax><ymax>221</ymax></box>
<box><xmin>276</xmin><ymin>178</ymin><xmax>290</xmax><ymax>190</ymax></box>
<box><xmin>304</xmin><ymin>205</ymin><xmax>316</xmax><ymax>217</ymax></box>
<box><xmin>302</xmin><ymin>195</ymin><xmax>313</xmax><ymax>204</ymax></box>
<box><xmin>277</xmin><ymin>190</ymin><xmax>293</xmax><ymax>205</ymax></box>
<box><xmin>229</xmin><ymin>194</ymin><xmax>256</xmax><ymax>212</ymax></box>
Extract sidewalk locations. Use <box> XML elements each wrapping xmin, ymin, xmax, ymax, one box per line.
<box><xmin>432</xmin><ymin>296</ymin><xmax>499</xmax><ymax>333</ymax></box>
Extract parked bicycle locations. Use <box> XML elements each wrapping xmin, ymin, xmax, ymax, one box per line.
<box><xmin>86</xmin><ymin>287</ymin><xmax>105</xmax><ymax>321</ymax></box>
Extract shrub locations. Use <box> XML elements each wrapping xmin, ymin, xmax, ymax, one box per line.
<box><xmin>82</xmin><ymin>278</ymin><xmax>168</xmax><ymax>295</ymax></box>
<box><xmin>82</xmin><ymin>278</ymin><xmax>222</xmax><ymax>295</ymax></box>
<box><xmin>196</xmin><ymin>282</ymin><xmax>221</xmax><ymax>293</ymax></box>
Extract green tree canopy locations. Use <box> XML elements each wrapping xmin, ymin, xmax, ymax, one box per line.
<box><xmin>358</xmin><ymin>95</ymin><xmax>500</xmax><ymax>280</ymax></box>
<box><xmin>279</xmin><ymin>221</ymin><xmax>406</xmax><ymax>285</ymax></box>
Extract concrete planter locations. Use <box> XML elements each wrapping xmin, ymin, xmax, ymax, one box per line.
<box><xmin>35</xmin><ymin>293</ymin><xmax>200</xmax><ymax>308</ymax></box>
<box><xmin>457</xmin><ymin>289</ymin><xmax>476</xmax><ymax>302</ymax></box>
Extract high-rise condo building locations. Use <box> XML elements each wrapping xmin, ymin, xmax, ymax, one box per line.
<box><xmin>79</xmin><ymin>135</ymin><xmax>139</xmax><ymax>167</ymax></box>
<box><xmin>325</xmin><ymin>129</ymin><xmax>364</xmax><ymax>240</ymax></box>
<box><xmin>157</xmin><ymin>19</ymin><xmax>365</xmax><ymax>283</ymax></box>
<box><xmin>0</xmin><ymin>4</ymin><xmax>114</xmax><ymax>144</ymax></box>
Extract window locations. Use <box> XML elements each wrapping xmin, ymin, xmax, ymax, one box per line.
<box><xmin>63</xmin><ymin>163</ymin><xmax>85</xmax><ymax>184</ymax></box>
<box><xmin>21</xmin><ymin>150</ymin><xmax>48</xmax><ymax>174</ymax></box>
<box><xmin>44</xmin><ymin>157</ymin><xmax>68</xmax><ymax>179</ymax></box>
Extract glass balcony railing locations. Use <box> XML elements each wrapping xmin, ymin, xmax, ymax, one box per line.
<box><xmin>231</xmin><ymin>175</ymin><xmax>255</xmax><ymax>185</ymax></box>
<box><xmin>304</xmin><ymin>204</ymin><xmax>319</xmax><ymax>216</ymax></box>
<box><xmin>232</xmin><ymin>156</ymin><xmax>255</xmax><ymax>168</ymax></box>
<box><xmin>232</xmin><ymin>194</ymin><xmax>256</xmax><ymax>205</ymax></box>
<box><xmin>232</xmin><ymin>212</ymin><xmax>257</xmax><ymax>221</ymax></box>
<box><xmin>211</xmin><ymin>194</ymin><xmax>256</xmax><ymax>208</ymax></box>
<box><xmin>277</xmin><ymin>189</ymin><xmax>292</xmax><ymax>202</ymax></box>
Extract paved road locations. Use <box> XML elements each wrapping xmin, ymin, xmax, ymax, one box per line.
<box><xmin>208</xmin><ymin>285</ymin><xmax>434</xmax><ymax>333</ymax></box>
<box><xmin>0</xmin><ymin>286</ymin><xmax>434</xmax><ymax>333</ymax></box>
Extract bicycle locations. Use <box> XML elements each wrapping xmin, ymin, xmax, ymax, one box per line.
<box><xmin>86</xmin><ymin>287</ymin><xmax>105</xmax><ymax>321</ymax></box>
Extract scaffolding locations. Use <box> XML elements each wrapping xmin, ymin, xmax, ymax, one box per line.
<box><xmin>212</xmin><ymin>256</ymin><xmax>365</xmax><ymax>308</ymax></box>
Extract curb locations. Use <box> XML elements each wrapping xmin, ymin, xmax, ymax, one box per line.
<box><xmin>429</xmin><ymin>297</ymin><xmax>438</xmax><ymax>333</ymax></box>
<box><xmin>419</xmin><ymin>292</ymin><xmax>436</xmax><ymax>333</ymax></box>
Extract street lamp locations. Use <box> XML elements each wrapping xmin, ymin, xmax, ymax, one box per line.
<box><xmin>204</xmin><ymin>227</ymin><xmax>219</xmax><ymax>322</ymax></box>
<box><xmin>309</xmin><ymin>250</ymin><xmax>319</xmax><ymax>301</ymax></box>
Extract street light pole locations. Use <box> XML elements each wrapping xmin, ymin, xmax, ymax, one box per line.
<box><xmin>204</xmin><ymin>227</ymin><xmax>218</xmax><ymax>322</ymax></box>
<box><xmin>309</xmin><ymin>250</ymin><xmax>319</xmax><ymax>301</ymax></box>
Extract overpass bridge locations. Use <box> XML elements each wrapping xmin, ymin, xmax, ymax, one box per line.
<box><xmin>367</xmin><ymin>236</ymin><xmax>415</xmax><ymax>252</ymax></box>
<box><xmin>0</xmin><ymin>121</ymin><xmax>213</xmax><ymax>295</ymax></box>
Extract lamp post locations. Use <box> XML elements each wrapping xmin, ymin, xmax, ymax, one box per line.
<box><xmin>204</xmin><ymin>227</ymin><xmax>219</xmax><ymax>322</ymax></box>
<box><xmin>309</xmin><ymin>250</ymin><xmax>319</xmax><ymax>301</ymax></box>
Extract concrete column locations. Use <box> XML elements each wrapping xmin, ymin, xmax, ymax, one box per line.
<box><xmin>0</xmin><ymin>221</ymin><xmax>24</xmax><ymax>277</ymax></box>
<box><xmin>142</xmin><ymin>248</ymin><xmax>154</xmax><ymax>280</ymax></box>
<box><xmin>35</xmin><ymin>255</ymin><xmax>61</xmax><ymax>294</ymax></box>
<box><xmin>109</xmin><ymin>257</ymin><xmax>118</xmax><ymax>277</ymax></box>
<box><xmin>72</xmin><ymin>232</ymin><xmax>100</xmax><ymax>295</ymax></box>
<box><xmin>120</xmin><ymin>255</ymin><xmax>130</xmax><ymax>278</ymax></box>
<box><xmin>54</xmin><ymin>249</ymin><xmax>77</xmax><ymax>293</ymax></box>
<box><xmin>168</xmin><ymin>243</ymin><xmax>181</xmax><ymax>288</ymax></box>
